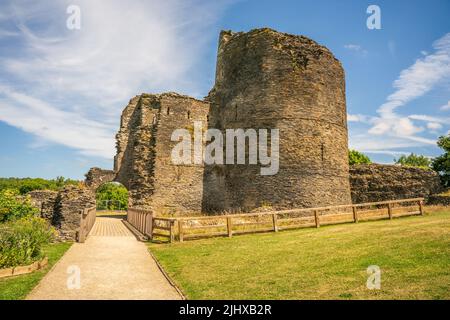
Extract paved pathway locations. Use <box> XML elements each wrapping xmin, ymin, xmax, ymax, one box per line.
<box><xmin>27</xmin><ymin>217</ymin><xmax>181</xmax><ymax>300</ymax></box>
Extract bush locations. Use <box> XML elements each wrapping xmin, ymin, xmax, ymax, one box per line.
<box><xmin>395</xmin><ymin>153</ymin><xmax>431</xmax><ymax>169</ymax></box>
<box><xmin>0</xmin><ymin>189</ymin><xmax>39</xmax><ymax>223</ymax></box>
<box><xmin>432</xmin><ymin>135</ymin><xmax>450</xmax><ymax>187</ymax></box>
<box><xmin>0</xmin><ymin>217</ymin><xmax>55</xmax><ymax>268</ymax></box>
<box><xmin>96</xmin><ymin>182</ymin><xmax>128</xmax><ymax>210</ymax></box>
<box><xmin>0</xmin><ymin>177</ymin><xmax>79</xmax><ymax>195</ymax></box>
<box><xmin>349</xmin><ymin>150</ymin><xmax>371</xmax><ymax>165</ymax></box>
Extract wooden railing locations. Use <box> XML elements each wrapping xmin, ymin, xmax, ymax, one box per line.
<box><xmin>127</xmin><ymin>208</ymin><xmax>153</xmax><ymax>238</ymax></box>
<box><xmin>152</xmin><ymin>217</ymin><xmax>176</xmax><ymax>243</ymax></box>
<box><xmin>77</xmin><ymin>206</ymin><xmax>97</xmax><ymax>243</ymax></box>
<box><xmin>127</xmin><ymin>198</ymin><xmax>425</xmax><ymax>243</ymax></box>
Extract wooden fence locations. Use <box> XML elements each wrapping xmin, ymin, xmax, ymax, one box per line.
<box><xmin>127</xmin><ymin>208</ymin><xmax>153</xmax><ymax>238</ymax></box>
<box><xmin>127</xmin><ymin>198</ymin><xmax>425</xmax><ymax>243</ymax></box>
<box><xmin>77</xmin><ymin>206</ymin><xmax>97</xmax><ymax>243</ymax></box>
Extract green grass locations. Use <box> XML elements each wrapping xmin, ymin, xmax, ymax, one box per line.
<box><xmin>149</xmin><ymin>210</ymin><xmax>450</xmax><ymax>300</ymax></box>
<box><xmin>0</xmin><ymin>242</ymin><xmax>72</xmax><ymax>300</ymax></box>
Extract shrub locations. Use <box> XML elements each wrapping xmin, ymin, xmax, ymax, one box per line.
<box><xmin>0</xmin><ymin>217</ymin><xmax>55</xmax><ymax>268</ymax></box>
<box><xmin>349</xmin><ymin>150</ymin><xmax>371</xmax><ymax>165</ymax></box>
<box><xmin>96</xmin><ymin>182</ymin><xmax>128</xmax><ymax>210</ymax></box>
<box><xmin>0</xmin><ymin>177</ymin><xmax>79</xmax><ymax>195</ymax></box>
<box><xmin>432</xmin><ymin>135</ymin><xmax>450</xmax><ymax>187</ymax></box>
<box><xmin>394</xmin><ymin>153</ymin><xmax>431</xmax><ymax>169</ymax></box>
<box><xmin>0</xmin><ymin>189</ymin><xmax>39</xmax><ymax>223</ymax></box>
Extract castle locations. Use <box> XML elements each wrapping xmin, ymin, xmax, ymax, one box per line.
<box><xmin>88</xmin><ymin>28</ymin><xmax>353</xmax><ymax>216</ymax></box>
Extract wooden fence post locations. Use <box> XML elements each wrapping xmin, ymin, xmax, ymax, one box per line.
<box><xmin>352</xmin><ymin>206</ymin><xmax>358</xmax><ymax>223</ymax></box>
<box><xmin>169</xmin><ymin>221</ymin><xmax>175</xmax><ymax>243</ymax></box>
<box><xmin>227</xmin><ymin>217</ymin><xmax>233</xmax><ymax>237</ymax></box>
<box><xmin>272</xmin><ymin>213</ymin><xmax>278</xmax><ymax>232</ymax></box>
<box><xmin>78</xmin><ymin>209</ymin><xmax>86</xmax><ymax>243</ymax></box>
<box><xmin>419</xmin><ymin>200</ymin><xmax>424</xmax><ymax>215</ymax></box>
<box><xmin>387</xmin><ymin>203</ymin><xmax>393</xmax><ymax>220</ymax></box>
<box><xmin>150</xmin><ymin>217</ymin><xmax>155</xmax><ymax>241</ymax></box>
<box><xmin>314</xmin><ymin>210</ymin><xmax>320</xmax><ymax>228</ymax></box>
<box><xmin>178</xmin><ymin>220</ymin><xmax>184</xmax><ymax>242</ymax></box>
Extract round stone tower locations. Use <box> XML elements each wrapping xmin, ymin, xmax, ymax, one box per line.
<box><xmin>204</xmin><ymin>28</ymin><xmax>351</xmax><ymax>211</ymax></box>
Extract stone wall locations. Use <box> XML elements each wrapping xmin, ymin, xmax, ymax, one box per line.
<box><xmin>203</xmin><ymin>28</ymin><xmax>351</xmax><ymax>211</ymax></box>
<box><xmin>114</xmin><ymin>93</ymin><xmax>209</xmax><ymax>215</ymax></box>
<box><xmin>85</xmin><ymin>167</ymin><xmax>116</xmax><ymax>191</ymax></box>
<box><xmin>109</xmin><ymin>28</ymin><xmax>354</xmax><ymax>215</ymax></box>
<box><xmin>350</xmin><ymin>164</ymin><xmax>443</xmax><ymax>203</ymax></box>
<box><xmin>28</xmin><ymin>190</ymin><xmax>58</xmax><ymax>221</ymax></box>
<box><xmin>52</xmin><ymin>185</ymin><xmax>96</xmax><ymax>241</ymax></box>
<box><xmin>427</xmin><ymin>193</ymin><xmax>450</xmax><ymax>206</ymax></box>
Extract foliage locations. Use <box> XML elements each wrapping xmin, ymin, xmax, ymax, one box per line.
<box><xmin>0</xmin><ymin>177</ymin><xmax>79</xmax><ymax>195</ymax></box>
<box><xmin>394</xmin><ymin>153</ymin><xmax>432</xmax><ymax>169</ymax></box>
<box><xmin>0</xmin><ymin>217</ymin><xmax>55</xmax><ymax>268</ymax></box>
<box><xmin>0</xmin><ymin>189</ymin><xmax>39</xmax><ymax>223</ymax></box>
<box><xmin>96</xmin><ymin>182</ymin><xmax>128</xmax><ymax>210</ymax></box>
<box><xmin>0</xmin><ymin>242</ymin><xmax>71</xmax><ymax>300</ymax></box>
<box><xmin>349</xmin><ymin>149</ymin><xmax>372</xmax><ymax>165</ymax></box>
<box><xmin>432</xmin><ymin>135</ymin><xmax>450</xmax><ymax>187</ymax></box>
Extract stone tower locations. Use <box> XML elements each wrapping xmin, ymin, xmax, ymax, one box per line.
<box><xmin>114</xmin><ymin>93</ymin><xmax>209</xmax><ymax>214</ymax></box>
<box><xmin>107</xmin><ymin>28</ymin><xmax>352</xmax><ymax>216</ymax></box>
<box><xmin>203</xmin><ymin>28</ymin><xmax>351</xmax><ymax>211</ymax></box>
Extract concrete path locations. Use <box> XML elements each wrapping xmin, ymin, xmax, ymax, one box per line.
<box><xmin>27</xmin><ymin>217</ymin><xmax>181</xmax><ymax>300</ymax></box>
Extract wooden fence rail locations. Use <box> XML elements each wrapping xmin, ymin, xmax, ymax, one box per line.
<box><xmin>77</xmin><ymin>206</ymin><xmax>97</xmax><ymax>243</ymax></box>
<box><xmin>127</xmin><ymin>198</ymin><xmax>425</xmax><ymax>243</ymax></box>
<box><xmin>127</xmin><ymin>208</ymin><xmax>153</xmax><ymax>238</ymax></box>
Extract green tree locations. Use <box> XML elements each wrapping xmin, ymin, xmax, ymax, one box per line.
<box><xmin>394</xmin><ymin>153</ymin><xmax>431</xmax><ymax>169</ymax></box>
<box><xmin>0</xmin><ymin>177</ymin><xmax>79</xmax><ymax>195</ymax></box>
<box><xmin>349</xmin><ymin>150</ymin><xmax>372</xmax><ymax>165</ymax></box>
<box><xmin>432</xmin><ymin>135</ymin><xmax>450</xmax><ymax>187</ymax></box>
<box><xmin>96</xmin><ymin>182</ymin><xmax>128</xmax><ymax>210</ymax></box>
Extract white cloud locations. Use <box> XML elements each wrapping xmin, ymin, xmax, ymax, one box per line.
<box><xmin>347</xmin><ymin>114</ymin><xmax>370</xmax><ymax>122</ymax></box>
<box><xmin>441</xmin><ymin>101</ymin><xmax>450</xmax><ymax>111</ymax></box>
<box><xmin>376</xmin><ymin>33</ymin><xmax>450</xmax><ymax>119</ymax></box>
<box><xmin>427</xmin><ymin>122</ymin><xmax>442</xmax><ymax>131</ymax></box>
<box><xmin>0</xmin><ymin>0</ymin><xmax>230</xmax><ymax>158</ymax></box>
<box><xmin>0</xmin><ymin>85</ymin><xmax>115</xmax><ymax>157</ymax></box>
<box><xmin>344</xmin><ymin>44</ymin><xmax>368</xmax><ymax>56</ymax></box>
<box><xmin>409</xmin><ymin>114</ymin><xmax>450</xmax><ymax>124</ymax></box>
<box><xmin>366</xmin><ymin>33</ymin><xmax>450</xmax><ymax>147</ymax></box>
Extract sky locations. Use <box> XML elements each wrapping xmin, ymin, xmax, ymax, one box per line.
<box><xmin>0</xmin><ymin>0</ymin><xmax>449</xmax><ymax>180</ymax></box>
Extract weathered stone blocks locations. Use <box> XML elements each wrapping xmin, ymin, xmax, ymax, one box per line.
<box><xmin>350</xmin><ymin>164</ymin><xmax>443</xmax><ymax>203</ymax></box>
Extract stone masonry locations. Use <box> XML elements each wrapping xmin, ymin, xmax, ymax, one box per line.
<box><xmin>350</xmin><ymin>164</ymin><xmax>443</xmax><ymax>203</ymax></box>
<box><xmin>86</xmin><ymin>28</ymin><xmax>446</xmax><ymax>216</ymax></box>
<box><xmin>113</xmin><ymin>93</ymin><xmax>209</xmax><ymax>213</ymax></box>
<box><xmin>86</xmin><ymin>28</ymin><xmax>353</xmax><ymax>216</ymax></box>
<box><xmin>52</xmin><ymin>185</ymin><xmax>96</xmax><ymax>241</ymax></box>
<box><xmin>28</xmin><ymin>190</ymin><xmax>58</xmax><ymax>221</ymax></box>
<box><xmin>204</xmin><ymin>29</ymin><xmax>351</xmax><ymax>212</ymax></box>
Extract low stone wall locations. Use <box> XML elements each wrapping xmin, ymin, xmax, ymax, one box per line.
<box><xmin>28</xmin><ymin>190</ymin><xmax>58</xmax><ymax>221</ymax></box>
<box><xmin>427</xmin><ymin>193</ymin><xmax>450</xmax><ymax>206</ymax></box>
<box><xmin>350</xmin><ymin>164</ymin><xmax>443</xmax><ymax>204</ymax></box>
<box><xmin>52</xmin><ymin>186</ymin><xmax>96</xmax><ymax>241</ymax></box>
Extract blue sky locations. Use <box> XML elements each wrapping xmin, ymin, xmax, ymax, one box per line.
<box><xmin>0</xmin><ymin>0</ymin><xmax>449</xmax><ymax>180</ymax></box>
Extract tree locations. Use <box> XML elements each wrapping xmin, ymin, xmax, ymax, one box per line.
<box><xmin>432</xmin><ymin>135</ymin><xmax>450</xmax><ymax>187</ymax></box>
<box><xmin>349</xmin><ymin>150</ymin><xmax>372</xmax><ymax>165</ymax></box>
<box><xmin>96</xmin><ymin>182</ymin><xmax>128</xmax><ymax>210</ymax></box>
<box><xmin>0</xmin><ymin>177</ymin><xmax>79</xmax><ymax>195</ymax></box>
<box><xmin>394</xmin><ymin>153</ymin><xmax>431</xmax><ymax>169</ymax></box>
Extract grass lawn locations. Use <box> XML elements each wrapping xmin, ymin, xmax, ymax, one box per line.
<box><xmin>96</xmin><ymin>210</ymin><xmax>127</xmax><ymax>217</ymax></box>
<box><xmin>0</xmin><ymin>242</ymin><xmax>72</xmax><ymax>300</ymax></box>
<box><xmin>149</xmin><ymin>209</ymin><xmax>450</xmax><ymax>300</ymax></box>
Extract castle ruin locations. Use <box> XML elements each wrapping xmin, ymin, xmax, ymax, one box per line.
<box><xmin>89</xmin><ymin>28</ymin><xmax>353</xmax><ymax>216</ymax></box>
